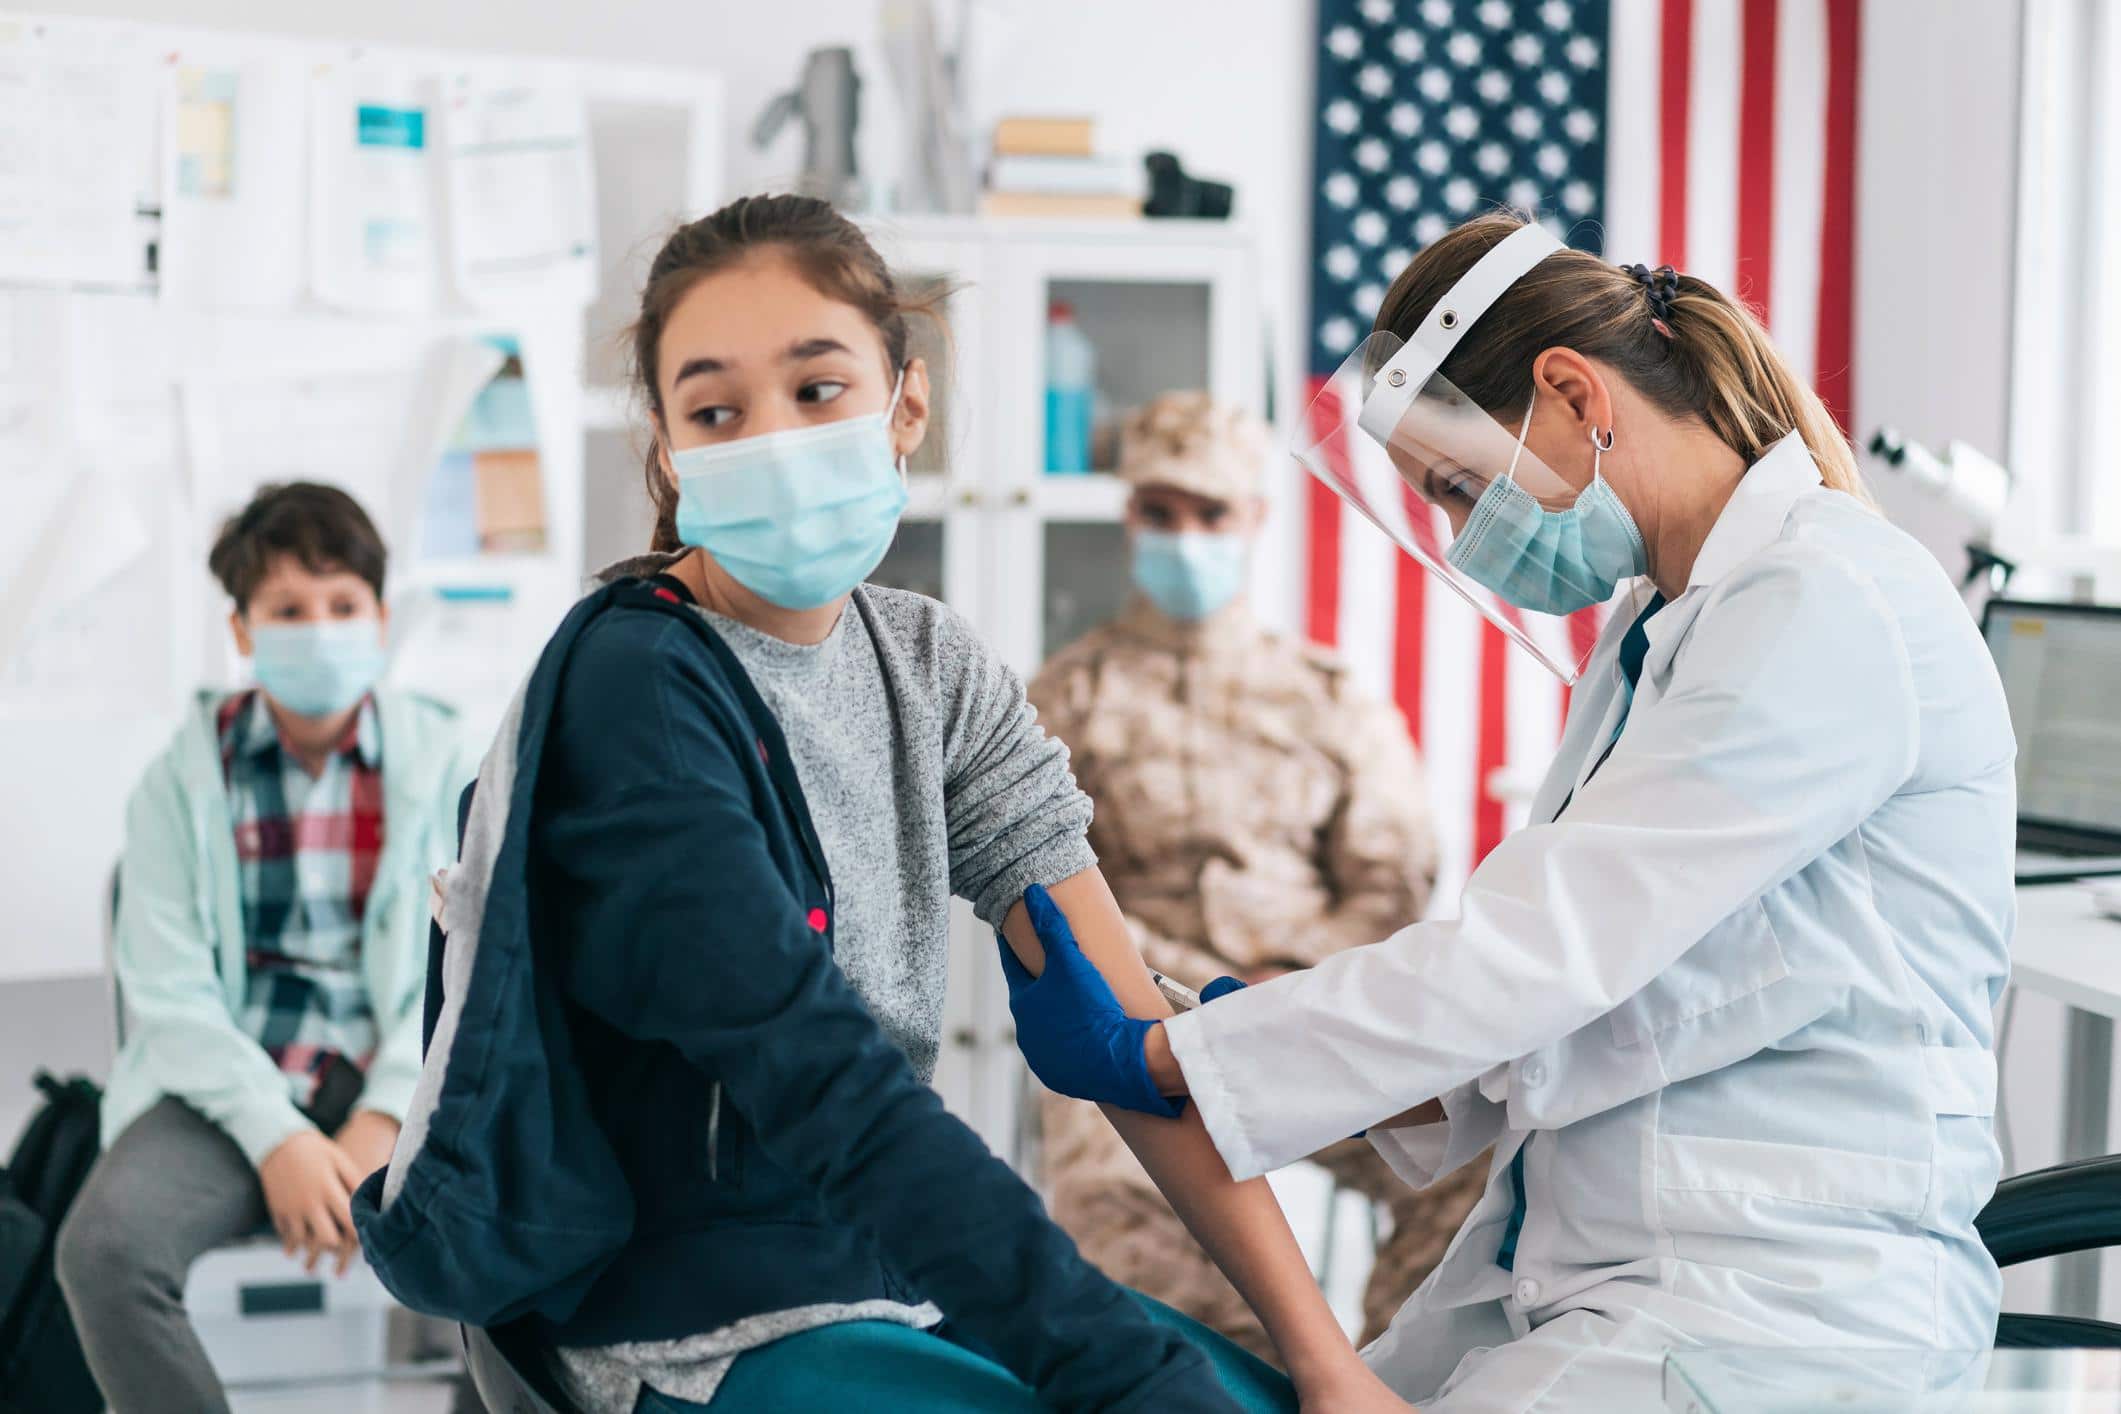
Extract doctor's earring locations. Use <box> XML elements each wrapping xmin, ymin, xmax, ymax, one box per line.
<box><xmin>1589</xmin><ymin>424</ymin><xmax>1615</xmax><ymax>481</ymax></box>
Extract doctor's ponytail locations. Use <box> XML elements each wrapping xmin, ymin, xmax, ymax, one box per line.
<box><xmin>1371</xmin><ymin>212</ymin><xmax>1870</xmax><ymax>502</ymax></box>
<box><xmin>626</xmin><ymin>195</ymin><xmax>949</xmax><ymax>553</ymax></box>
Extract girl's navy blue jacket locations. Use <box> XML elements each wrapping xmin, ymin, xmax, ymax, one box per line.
<box><xmin>351</xmin><ymin>576</ymin><xmax>1232</xmax><ymax>1412</ymax></box>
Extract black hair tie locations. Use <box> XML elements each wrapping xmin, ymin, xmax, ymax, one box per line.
<box><xmin>1621</xmin><ymin>262</ymin><xmax>1679</xmax><ymax>328</ymax></box>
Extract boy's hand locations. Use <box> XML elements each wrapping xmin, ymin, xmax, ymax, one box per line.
<box><xmin>258</xmin><ymin>1129</ymin><xmax>365</xmax><ymax>1275</ymax></box>
<box><xmin>334</xmin><ymin>1109</ymin><xmax>401</xmax><ymax>1185</ymax></box>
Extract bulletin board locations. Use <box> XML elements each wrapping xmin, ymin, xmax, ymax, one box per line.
<box><xmin>0</xmin><ymin>11</ymin><xmax>723</xmax><ymax>981</ymax></box>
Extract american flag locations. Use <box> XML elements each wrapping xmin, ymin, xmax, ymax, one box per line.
<box><xmin>1303</xmin><ymin>0</ymin><xmax>1860</xmax><ymax>910</ymax></box>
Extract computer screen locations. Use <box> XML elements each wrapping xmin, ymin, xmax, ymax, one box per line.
<box><xmin>1984</xmin><ymin>601</ymin><xmax>2121</xmax><ymax>838</ymax></box>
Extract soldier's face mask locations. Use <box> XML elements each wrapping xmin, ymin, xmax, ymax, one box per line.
<box><xmin>1132</xmin><ymin>530</ymin><xmax>1246</xmax><ymax>621</ymax></box>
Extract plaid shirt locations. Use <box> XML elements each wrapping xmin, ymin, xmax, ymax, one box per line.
<box><xmin>218</xmin><ymin>690</ymin><xmax>384</xmax><ymax>1112</ymax></box>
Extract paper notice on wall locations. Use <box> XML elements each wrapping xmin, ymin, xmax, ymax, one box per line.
<box><xmin>0</xmin><ymin>286</ymin><xmax>178</xmax><ymax>714</ymax></box>
<box><xmin>309</xmin><ymin>65</ymin><xmax>439</xmax><ymax>313</ymax></box>
<box><xmin>0</xmin><ymin>17</ymin><xmax>155</xmax><ymax>287</ymax></box>
<box><xmin>441</xmin><ymin>76</ymin><xmax>596</xmax><ymax>309</ymax></box>
<box><xmin>181</xmin><ymin>362</ymin><xmax>420</xmax><ymax>535</ymax></box>
<box><xmin>66</xmin><ymin>291</ymin><xmax>176</xmax><ymax>469</ymax></box>
<box><xmin>0</xmin><ymin>288</ymin><xmax>65</xmax><ymax>477</ymax></box>
<box><xmin>0</xmin><ymin>461</ymin><xmax>159</xmax><ymax>703</ymax></box>
<box><xmin>158</xmin><ymin>56</ymin><xmax>308</xmax><ymax>311</ymax></box>
<box><xmin>414</xmin><ymin>335</ymin><xmax>547</xmax><ymax>556</ymax></box>
<box><xmin>393</xmin><ymin>334</ymin><xmax>505</xmax><ymax>557</ymax></box>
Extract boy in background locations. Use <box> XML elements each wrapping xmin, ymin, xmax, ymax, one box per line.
<box><xmin>57</xmin><ymin>483</ymin><xmax>468</xmax><ymax>1414</ymax></box>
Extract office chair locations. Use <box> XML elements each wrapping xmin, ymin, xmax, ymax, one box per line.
<box><xmin>1980</xmin><ymin>1152</ymin><xmax>2121</xmax><ymax>1348</ymax></box>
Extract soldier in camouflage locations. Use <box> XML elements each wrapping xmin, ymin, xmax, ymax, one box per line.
<box><xmin>1029</xmin><ymin>391</ymin><xmax>1484</xmax><ymax>1357</ymax></box>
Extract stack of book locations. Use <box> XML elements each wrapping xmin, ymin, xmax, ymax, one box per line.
<box><xmin>981</xmin><ymin>117</ymin><xmax>1143</xmax><ymax>220</ymax></box>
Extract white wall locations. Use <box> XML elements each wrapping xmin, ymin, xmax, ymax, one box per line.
<box><xmin>1854</xmin><ymin>0</ymin><xmax>2022</xmax><ymax>567</ymax></box>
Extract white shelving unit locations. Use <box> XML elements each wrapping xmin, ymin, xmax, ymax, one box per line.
<box><xmin>857</xmin><ymin>215</ymin><xmax>1266</xmax><ymax>1160</ymax></box>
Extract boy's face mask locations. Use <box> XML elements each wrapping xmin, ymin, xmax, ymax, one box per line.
<box><xmin>249</xmin><ymin>619</ymin><xmax>387</xmax><ymax>718</ymax></box>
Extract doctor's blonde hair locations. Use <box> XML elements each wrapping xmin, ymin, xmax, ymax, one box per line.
<box><xmin>1372</xmin><ymin>212</ymin><xmax>1870</xmax><ymax>501</ymax></box>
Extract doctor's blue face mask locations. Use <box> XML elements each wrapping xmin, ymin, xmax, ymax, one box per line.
<box><xmin>672</xmin><ymin>370</ymin><xmax>911</xmax><ymax>610</ymax></box>
<box><xmin>1442</xmin><ymin>385</ymin><xmax>1648</xmax><ymax>616</ymax></box>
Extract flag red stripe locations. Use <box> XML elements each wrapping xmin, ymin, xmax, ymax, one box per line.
<box><xmin>1736</xmin><ymin>0</ymin><xmax>1780</xmax><ymax>320</ymax></box>
<box><xmin>1658</xmin><ymin>0</ymin><xmax>1695</xmax><ymax>266</ymax></box>
<box><xmin>1303</xmin><ymin>374</ymin><xmax>1344</xmax><ymax>647</ymax></box>
<box><xmin>1393</xmin><ymin>487</ymin><xmax>1435</xmax><ymax>745</ymax></box>
<box><xmin>1815</xmin><ymin>0</ymin><xmax>1861</xmax><ymax>432</ymax></box>
<box><xmin>1473</xmin><ymin>619</ymin><xmax>1510</xmax><ymax>863</ymax></box>
<box><xmin>1306</xmin><ymin>478</ymin><xmax>1343</xmax><ymax>648</ymax></box>
<box><xmin>1391</xmin><ymin>555</ymin><xmax>1427</xmax><ymax>745</ymax></box>
<box><xmin>1559</xmin><ymin>605</ymin><xmax>1604</xmax><ymax>730</ymax></box>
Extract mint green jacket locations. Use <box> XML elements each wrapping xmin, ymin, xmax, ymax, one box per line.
<box><xmin>102</xmin><ymin>687</ymin><xmax>473</xmax><ymax>1166</ymax></box>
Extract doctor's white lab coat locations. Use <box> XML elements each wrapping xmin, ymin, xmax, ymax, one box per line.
<box><xmin>1162</xmin><ymin>434</ymin><xmax>2018</xmax><ymax>1410</ymax></box>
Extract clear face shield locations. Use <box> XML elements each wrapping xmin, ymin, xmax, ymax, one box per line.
<box><xmin>1293</xmin><ymin>223</ymin><xmax>1633</xmax><ymax>684</ymax></box>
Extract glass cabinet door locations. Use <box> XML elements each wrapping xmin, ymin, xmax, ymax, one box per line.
<box><xmin>1040</xmin><ymin>276</ymin><xmax>1212</xmax><ymax>475</ymax></box>
<box><xmin>1042</xmin><ymin>520</ymin><xmax>1132</xmax><ymax>659</ymax></box>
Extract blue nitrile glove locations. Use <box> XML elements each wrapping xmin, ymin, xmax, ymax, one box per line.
<box><xmin>998</xmin><ymin>885</ymin><xmax>1187</xmax><ymax>1119</ymax></box>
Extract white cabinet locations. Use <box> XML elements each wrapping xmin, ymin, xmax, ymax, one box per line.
<box><xmin>862</xmin><ymin>216</ymin><xmax>1266</xmax><ymax>1161</ymax></box>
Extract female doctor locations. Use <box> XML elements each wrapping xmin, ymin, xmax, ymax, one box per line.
<box><xmin>1002</xmin><ymin>212</ymin><xmax>2017</xmax><ymax>1410</ymax></box>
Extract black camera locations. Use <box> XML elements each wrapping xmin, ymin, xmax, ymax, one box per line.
<box><xmin>1144</xmin><ymin>151</ymin><xmax>1235</xmax><ymax>220</ymax></box>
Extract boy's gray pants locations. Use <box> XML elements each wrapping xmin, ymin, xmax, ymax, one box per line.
<box><xmin>55</xmin><ymin>1096</ymin><xmax>274</xmax><ymax>1414</ymax></box>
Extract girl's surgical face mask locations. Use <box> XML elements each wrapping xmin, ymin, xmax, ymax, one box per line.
<box><xmin>672</xmin><ymin>371</ymin><xmax>909</xmax><ymax>610</ymax></box>
<box><xmin>655</xmin><ymin>256</ymin><xmax>925</xmax><ymax>610</ymax></box>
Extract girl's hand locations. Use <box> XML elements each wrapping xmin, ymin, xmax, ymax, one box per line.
<box><xmin>1296</xmin><ymin>1362</ymin><xmax>1417</xmax><ymax>1414</ymax></box>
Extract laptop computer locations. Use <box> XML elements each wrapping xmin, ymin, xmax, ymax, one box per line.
<box><xmin>1982</xmin><ymin>598</ymin><xmax>2121</xmax><ymax>884</ymax></box>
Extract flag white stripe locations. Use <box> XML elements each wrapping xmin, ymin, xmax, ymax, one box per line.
<box><xmin>1602</xmin><ymin>0</ymin><xmax>1667</xmax><ymax>262</ymax></box>
<box><xmin>1340</xmin><ymin>445</ymin><xmax>1408</xmax><ymax>708</ymax></box>
<box><xmin>1687</xmin><ymin>0</ymin><xmax>1743</xmax><ymax>293</ymax></box>
<box><xmin>1503</xmin><ymin>646</ymin><xmax>1562</xmax><ymax>838</ymax></box>
<box><xmin>1770</xmin><ymin>0</ymin><xmax>1828</xmax><ymax>370</ymax></box>
<box><xmin>1420</xmin><ymin>589</ymin><xmax>1483</xmax><ymax>916</ymax></box>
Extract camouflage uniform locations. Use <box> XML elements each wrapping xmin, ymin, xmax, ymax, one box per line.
<box><xmin>1027</xmin><ymin>393</ymin><xmax>1485</xmax><ymax>1356</ymax></box>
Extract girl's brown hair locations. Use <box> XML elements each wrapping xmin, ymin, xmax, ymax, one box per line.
<box><xmin>1371</xmin><ymin>211</ymin><xmax>1868</xmax><ymax>499</ymax></box>
<box><xmin>629</xmin><ymin>194</ymin><xmax>944</xmax><ymax>551</ymax></box>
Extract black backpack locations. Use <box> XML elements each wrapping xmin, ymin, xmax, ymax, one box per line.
<box><xmin>0</xmin><ymin>1072</ymin><xmax>105</xmax><ymax>1414</ymax></box>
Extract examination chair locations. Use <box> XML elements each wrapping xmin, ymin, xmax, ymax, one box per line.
<box><xmin>462</xmin><ymin>1296</ymin><xmax>1294</xmax><ymax>1413</ymax></box>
